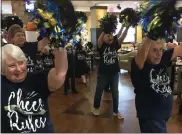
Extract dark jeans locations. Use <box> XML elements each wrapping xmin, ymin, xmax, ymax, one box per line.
<box><xmin>46</xmin><ymin>117</ymin><xmax>55</xmax><ymax>133</ymax></box>
<box><xmin>64</xmin><ymin>54</ymin><xmax>76</xmax><ymax>93</ymax></box>
<box><xmin>94</xmin><ymin>72</ymin><xmax>119</xmax><ymax>113</ymax></box>
<box><xmin>104</xmin><ymin>83</ymin><xmax>110</xmax><ymax>91</ymax></box>
<box><xmin>138</xmin><ymin>118</ymin><xmax>167</xmax><ymax>133</ymax></box>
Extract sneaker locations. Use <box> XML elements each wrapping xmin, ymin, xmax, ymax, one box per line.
<box><xmin>92</xmin><ymin>108</ymin><xmax>99</xmax><ymax>116</ymax></box>
<box><xmin>113</xmin><ymin>112</ymin><xmax>124</xmax><ymax>119</ymax></box>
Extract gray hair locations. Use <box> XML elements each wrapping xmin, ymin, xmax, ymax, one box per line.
<box><xmin>2</xmin><ymin>44</ymin><xmax>27</xmax><ymax>65</ymax></box>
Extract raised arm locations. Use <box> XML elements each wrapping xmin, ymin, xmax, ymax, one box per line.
<box><xmin>118</xmin><ymin>26</ymin><xmax>129</xmax><ymax>46</ymax></box>
<box><xmin>98</xmin><ymin>32</ymin><xmax>105</xmax><ymax>49</ymax></box>
<box><xmin>37</xmin><ymin>37</ymin><xmax>49</xmax><ymax>52</ymax></box>
<box><xmin>117</xmin><ymin>25</ymin><xmax>124</xmax><ymax>38</ymax></box>
<box><xmin>171</xmin><ymin>42</ymin><xmax>182</xmax><ymax>60</ymax></box>
<box><xmin>135</xmin><ymin>37</ymin><xmax>152</xmax><ymax>70</ymax></box>
<box><xmin>48</xmin><ymin>48</ymin><xmax>68</xmax><ymax>92</ymax></box>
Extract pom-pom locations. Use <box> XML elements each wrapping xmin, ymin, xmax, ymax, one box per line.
<box><xmin>76</xmin><ymin>11</ymin><xmax>88</xmax><ymax>24</ymax></box>
<box><xmin>136</xmin><ymin>1</ymin><xmax>150</xmax><ymax>16</ymax></box>
<box><xmin>85</xmin><ymin>41</ymin><xmax>93</xmax><ymax>53</ymax></box>
<box><xmin>53</xmin><ymin>0</ymin><xmax>78</xmax><ymax>31</ymax></box>
<box><xmin>26</xmin><ymin>0</ymin><xmax>31</xmax><ymax>5</ymax></box>
<box><xmin>49</xmin><ymin>36</ymin><xmax>64</xmax><ymax>48</ymax></box>
<box><xmin>119</xmin><ymin>8</ymin><xmax>140</xmax><ymax>27</ymax></box>
<box><xmin>29</xmin><ymin>0</ymin><xmax>78</xmax><ymax>48</ymax></box>
<box><xmin>75</xmin><ymin>11</ymin><xmax>88</xmax><ymax>33</ymax></box>
<box><xmin>2</xmin><ymin>16</ymin><xmax>23</xmax><ymax>31</ymax></box>
<box><xmin>99</xmin><ymin>13</ymin><xmax>118</xmax><ymax>34</ymax></box>
<box><xmin>136</xmin><ymin>1</ymin><xmax>159</xmax><ymax>17</ymax></box>
<box><xmin>140</xmin><ymin>0</ymin><xmax>181</xmax><ymax>41</ymax></box>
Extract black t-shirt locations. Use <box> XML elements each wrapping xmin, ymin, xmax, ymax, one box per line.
<box><xmin>34</xmin><ymin>54</ymin><xmax>45</xmax><ymax>71</ymax></box>
<box><xmin>130</xmin><ymin>49</ymin><xmax>174</xmax><ymax>119</ymax></box>
<box><xmin>76</xmin><ymin>49</ymin><xmax>86</xmax><ymax>61</ymax></box>
<box><xmin>42</xmin><ymin>53</ymin><xmax>54</xmax><ymax>70</ymax></box>
<box><xmin>1</xmin><ymin>70</ymin><xmax>54</xmax><ymax>133</ymax></box>
<box><xmin>98</xmin><ymin>36</ymin><xmax>120</xmax><ymax>74</ymax></box>
<box><xmin>20</xmin><ymin>42</ymin><xmax>38</xmax><ymax>73</ymax></box>
<box><xmin>66</xmin><ymin>45</ymin><xmax>75</xmax><ymax>67</ymax></box>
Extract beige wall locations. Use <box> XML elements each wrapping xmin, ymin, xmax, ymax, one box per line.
<box><xmin>2</xmin><ymin>1</ymin><xmax>31</xmax><ymax>26</ymax></box>
<box><xmin>90</xmin><ymin>8</ymin><xmax>107</xmax><ymax>28</ymax></box>
<box><xmin>95</xmin><ymin>9</ymin><xmax>107</xmax><ymax>28</ymax></box>
<box><xmin>85</xmin><ymin>12</ymin><xmax>91</xmax><ymax>41</ymax></box>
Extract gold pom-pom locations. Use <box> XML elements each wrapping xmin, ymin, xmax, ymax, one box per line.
<box><xmin>49</xmin><ymin>18</ymin><xmax>57</xmax><ymax>26</ymax></box>
<box><xmin>33</xmin><ymin>18</ymin><xmax>40</xmax><ymax>25</ymax></box>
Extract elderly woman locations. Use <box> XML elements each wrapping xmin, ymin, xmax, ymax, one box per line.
<box><xmin>7</xmin><ymin>24</ymin><xmax>49</xmax><ymax>72</ymax></box>
<box><xmin>1</xmin><ymin>44</ymin><xmax>67</xmax><ymax>133</ymax></box>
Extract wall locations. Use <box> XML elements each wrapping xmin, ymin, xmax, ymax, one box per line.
<box><xmin>12</xmin><ymin>1</ymin><xmax>31</xmax><ymax>24</ymax></box>
<box><xmin>85</xmin><ymin>12</ymin><xmax>91</xmax><ymax>41</ymax></box>
<box><xmin>2</xmin><ymin>0</ymin><xmax>31</xmax><ymax>26</ymax></box>
<box><xmin>2</xmin><ymin>1</ymin><xmax>142</xmax><ymax>44</ymax></box>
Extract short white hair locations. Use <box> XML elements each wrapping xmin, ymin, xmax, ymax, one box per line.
<box><xmin>2</xmin><ymin>44</ymin><xmax>27</xmax><ymax>65</ymax></box>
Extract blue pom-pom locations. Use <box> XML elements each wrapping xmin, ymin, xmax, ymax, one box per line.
<box><xmin>26</xmin><ymin>0</ymin><xmax>31</xmax><ymax>5</ymax></box>
<box><xmin>150</xmin><ymin>0</ymin><xmax>158</xmax><ymax>4</ymax></box>
<box><xmin>140</xmin><ymin>17</ymin><xmax>150</xmax><ymax>32</ymax></box>
<box><xmin>47</xmin><ymin>1</ymin><xmax>58</xmax><ymax>13</ymax></box>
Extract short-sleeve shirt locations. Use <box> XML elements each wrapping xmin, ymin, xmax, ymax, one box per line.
<box><xmin>1</xmin><ymin>70</ymin><xmax>54</xmax><ymax>133</ymax></box>
<box><xmin>20</xmin><ymin>42</ymin><xmax>38</xmax><ymax>72</ymax></box>
<box><xmin>130</xmin><ymin>49</ymin><xmax>174</xmax><ymax>119</ymax></box>
<box><xmin>98</xmin><ymin>36</ymin><xmax>120</xmax><ymax>74</ymax></box>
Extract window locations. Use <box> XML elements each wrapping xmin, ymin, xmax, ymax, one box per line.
<box><xmin>114</xmin><ymin>18</ymin><xmax>136</xmax><ymax>43</ymax></box>
<box><xmin>2</xmin><ymin>1</ymin><xmax>13</xmax><ymax>14</ymax></box>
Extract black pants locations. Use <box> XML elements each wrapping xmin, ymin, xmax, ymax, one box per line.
<box><xmin>93</xmin><ymin>72</ymin><xmax>119</xmax><ymax>113</ymax></box>
<box><xmin>104</xmin><ymin>83</ymin><xmax>110</xmax><ymax>91</ymax></box>
<box><xmin>64</xmin><ymin>55</ymin><xmax>76</xmax><ymax>93</ymax></box>
<box><xmin>64</xmin><ymin>72</ymin><xmax>76</xmax><ymax>93</ymax></box>
<box><xmin>138</xmin><ymin>118</ymin><xmax>167</xmax><ymax>133</ymax></box>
